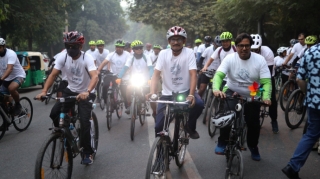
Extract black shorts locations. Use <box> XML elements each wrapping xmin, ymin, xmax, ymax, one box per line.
<box><xmin>198</xmin><ymin>73</ymin><xmax>211</xmax><ymax>84</ymax></box>
<box><xmin>57</xmin><ymin>80</ymin><xmax>68</xmax><ymax>92</ymax></box>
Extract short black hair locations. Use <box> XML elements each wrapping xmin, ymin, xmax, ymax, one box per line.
<box><xmin>235</xmin><ymin>33</ymin><xmax>254</xmax><ymax>46</ymax></box>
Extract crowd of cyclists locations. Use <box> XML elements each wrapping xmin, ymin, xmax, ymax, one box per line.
<box><xmin>1</xmin><ymin>23</ymin><xmax>319</xmax><ymax>178</ymax></box>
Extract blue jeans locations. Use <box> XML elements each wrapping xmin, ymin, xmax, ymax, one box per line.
<box><xmin>288</xmin><ymin>108</ymin><xmax>320</xmax><ymax>172</ymax></box>
<box><xmin>154</xmin><ymin>92</ymin><xmax>204</xmax><ymax>136</ymax></box>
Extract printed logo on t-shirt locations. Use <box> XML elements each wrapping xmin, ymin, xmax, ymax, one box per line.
<box><xmin>170</xmin><ymin>63</ymin><xmax>181</xmax><ymax>76</ymax></box>
<box><xmin>237</xmin><ymin>69</ymin><xmax>250</xmax><ymax>80</ymax></box>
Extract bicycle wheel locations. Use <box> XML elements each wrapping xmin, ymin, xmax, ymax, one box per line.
<box><xmin>275</xmin><ymin>76</ymin><xmax>282</xmax><ymax>101</ymax></box>
<box><xmin>202</xmin><ymin>89</ymin><xmax>212</xmax><ymax>124</ymax></box>
<box><xmin>13</xmin><ymin>97</ymin><xmax>33</xmax><ymax>131</ymax></box>
<box><xmin>35</xmin><ymin>132</ymin><xmax>73</xmax><ymax>179</ymax></box>
<box><xmin>173</xmin><ymin>116</ymin><xmax>188</xmax><ymax>168</ymax></box>
<box><xmin>106</xmin><ymin>95</ymin><xmax>112</xmax><ymax>130</ymax></box>
<box><xmin>279</xmin><ymin>80</ymin><xmax>295</xmax><ymax>111</ymax></box>
<box><xmin>240</xmin><ymin>123</ymin><xmax>247</xmax><ymax>147</ymax></box>
<box><xmin>0</xmin><ymin>113</ymin><xmax>7</xmax><ymax>140</ymax></box>
<box><xmin>208</xmin><ymin>96</ymin><xmax>218</xmax><ymax>138</ymax></box>
<box><xmin>225</xmin><ymin>149</ymin><xmax>243</xmax><ymax>179</ymax></box>
<box><xmin>285</xmin><ymin>90</ymin><xmax>306</xmax><ymax>129</ymax></box>
<box><xmin>90</xmin><ymin>112</ymin><xmax>99</xmax><ymax>159</ymax></box>
<box><xmin>145</xmin><ymin>137</ymin><xmax>168</xmax><ymax>179</ymax></box>
<box><xmin>130</xmin><ymin>97</ymin><xmax>136</xmax><ymax>141</ymax></box>
<box><xmin>259</xmin><ymin>106</ymin><xmax>265</xmax><ymax>128</ymax></box>
<box><xmin>99</xmin><ymin>83</ymin><xmax>105</xmax><ymax>110</ymax></box>
<box><xmin>139</xmin><ymin>102</ymin><xmax>146</xmax><ymax>126</ymax></box>
<box><xmin>115</xmin><ymin>88</ymin><xmax>123</xmax><ymax>119</ymax></box>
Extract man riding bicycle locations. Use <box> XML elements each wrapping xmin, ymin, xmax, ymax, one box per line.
<box><xmin>149</xmin><ymin>26</ymin><xmax>204</xmax><ymax>139</ymax></box>
<box><xmin>0</xmin><ymin>38</ymin><xmax>26</xmax><ymax>115</ymax></box>
<box><xmin>36</xmin><ymin>31</ymin><xmax>98</xmax><ymax>165</ymax></box>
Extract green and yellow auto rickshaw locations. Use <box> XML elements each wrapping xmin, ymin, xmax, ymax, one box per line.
<box><xmin>15</xmin><ymin>51</ymin><xmax>46</xmax><ymax>88</ymax></box>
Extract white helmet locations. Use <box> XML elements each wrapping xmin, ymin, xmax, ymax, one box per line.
<box><xmin>212</xmin><ymin>111</ymin><xmax>235</xmax><ymax>128</ymax></box>
<box><xmin>166</xmin><ymin>26</ymin><xmax>187</xmax><ymax>40</ymax></box>
<box><xmin>277</xmin><ymin>47</ymin><xmax>288</xmax><ymax>55</ymax></box>
<box><xmin>250</xmin><ymin>34</ymin><xmax>262</xmax><ymax>49</ymax></box>
<box><xmin>0</xmin><ymin>38</ymin><xmax>5</xmax><ymax>46</ymax></box>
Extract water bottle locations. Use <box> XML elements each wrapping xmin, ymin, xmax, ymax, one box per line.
<box><xmin>59</xmin><ymin>113</ymin><xmax>65</xmax><ymax>127</ymax></box>
<box><xmin>92</xmin><ymin>103</ymin><xmax>96</xmax><ymax>109</ymax></box>
<box><xmin>69</xmin><ymin>123</ymin><xmax>78</xmax><ymax>138</ymax></box>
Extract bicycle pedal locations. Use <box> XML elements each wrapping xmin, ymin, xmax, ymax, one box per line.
<box><xmin>241</xmin><ymin>147</ymin><xmax>247</xmax><ymax>151</ymax></box>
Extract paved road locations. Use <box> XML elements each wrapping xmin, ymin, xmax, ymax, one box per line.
<box><xmin>0</xmin><ymin>87</ymin><xmax>320</xmax><ymax>179</ymax></box>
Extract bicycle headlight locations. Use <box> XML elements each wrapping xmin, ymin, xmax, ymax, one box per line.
<box><xmin>176</xmin><ymin>94</ymin><xmax>185</xmax><ymax>102</ymax></box>
<box><xmin>131</xmin><ymin>74</ymin><xmax>145</xmax><ymax>87</ymax></box>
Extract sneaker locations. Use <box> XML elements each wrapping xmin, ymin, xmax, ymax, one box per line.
<box><xmin>125</xmin><ymin>106</ymin><xmax>130</xmax><ymax>114</ymax></box>
<box><xmin>81</xmin><ymin>154</ymin><xmax>93</xmax><ymax>165</ymax></box>
<box><xmin>282</xmin><ymin>165</ymin><xmax>300</xmax><ymax>179</ymax></box>
<box><xmin>184</xmin><ymin>125</ymin><xmax>200</xmax><ymax>139</ymax></box>
<box><xmin>271</xmin><ymin>121</ymin><xmax>279</xmax><ymax>134</ymax></box>
<box><xmin>249</xmin><ymin>147</ymin><xmax>261</xmax><ymax>161</ymax></box>
<box><xmin>14</xmin><ymin>103</ymin><xmax>22</xmax><ymax>116</ymax></box>
<box><xmin>215</xmin><ymin>142</ymin><xmax>227</xmax><ymax>155</ymax></box>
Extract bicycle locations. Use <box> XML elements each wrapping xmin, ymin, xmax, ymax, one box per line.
<box><xmin>284</xmin><ymin>89</ymin><xmax>306</xmax><ymax>129</ymax></box>
<box><xmin>98</xmin><ymin>70</ymin><xmax>108</xmax><ymax>110</ymax></box>
<box><xmin>105</xmin><ymin>74</ymin><xmax>124</xmax><ymax>130</ymax></box>
<box><xmin>201</xmin><ymin>69</ymin><xmax>215</xmax><ymax>125</ymax></box>
<box><xmin>279</xmin><ymin>68</ymin><xmax>298</xmax><ymax>111</ymax></box>
<box><xmin>145</xmin><ymin>92</ymin><xmax>190</xmax><ymax>179</ymax></box>
<box><xmin>207</xmin><ymin>95</ymin><xmax>218</xmax><ymax>138</ymax></box>
<box><xmin>259</xmin><ymin>106</ymin><xmax>269</xmax><ymax>128</ymax></box>
<box><xmin>45</xmin><ymin>75</ymin><xmax>62</xmax><ymax>105</ymax></box>
<box><xmin>0</xmin><ymin>93</ymin><xmax>33</xmax><ymax>140</ymax></box>
<box><xmin>34</xmin><ymin>96</ymin><xmax>99</xmax><ymax>179</ymax></box>
<box><xmin>129</xmin><ymin>74</ymin><xmax>149</xmax><ymax>141</ymax></box>
<box><xmin>274</xmin><ymin>66</ymin><xmax>283</xmax><ymax>101</ymax></box>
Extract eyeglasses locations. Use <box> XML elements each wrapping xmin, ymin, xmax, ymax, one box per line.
<box><xmin>65</xmin><ymin>44</ymin><xmax>80</xmax><ymax>49</ymax></box>
<box><xmin>237</xmin><ymin>44</ymin><xmax>251</xmax><ymax>49</ymax></box>
<box><xmin>169</xmin><ymin>38</ymin><xmax>184</xmax><ymax>43</ymax></box>
<box><xmin>133</xmin><ymin>47</ymin><xmax>143</xmax><ymax>50</ymax></box>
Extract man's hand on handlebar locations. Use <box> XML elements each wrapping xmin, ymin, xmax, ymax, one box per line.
<box><xmin>186</xmin><ymin>95</ymin><xmax>195</xmax><ymax>108</ymax></box>
<box><xmin>263</xmin><ymin>99</ymin><xmax>271</xmax><ymax>106</ymax></box>
<box><xmin>35</xmin><ymin>92</ymin><xmax>47</xmax><ymax>101</ymax></box>
<box><xmin>76</xmin><ymin>92</ymin><xmax>89</xmax><ymax>101</ymax></box>
<box><xmin>213</xmin><ymin>90</ymin><xmax>226</xmax><ymax>98</ymax></box>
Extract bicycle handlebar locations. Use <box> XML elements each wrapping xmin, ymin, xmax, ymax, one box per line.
<box><xmin>223</xmin><ymin>95</ymin><xmax>266</xmax><ymax>105</ymax></box>
<box><xmin>34</xmin><ymin>96</ymin><xmax>78</xmax><ymax>102</ymax></box>
<box><xmin>149</xmin><ymin>99</ymin><xmax>190</xmax><ymax>105</ymax></box>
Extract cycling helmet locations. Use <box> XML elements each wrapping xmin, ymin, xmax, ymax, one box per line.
<box><xmin>88</xmin><ymin>40</ymin><xmax>96</xmax><ymax>46</ymax></box>
<box><xmin>277</xmin><ymin>47</ymin><xmax>288</xmax><ymax>55</ymax></box>
<box><xmin>153</xmin><ymin>44</ymin><xmax>162</xmax><ymax>49</ymax></box>
<box><xmin>204</xmin><ymin>36</ymin><xmax>213</xmax><ymax>43</ymax></box>
<box><xmin>166</xmin><ymin>26</ymin><xmax>187</xmax><ymax>40</ymax></box>
<box><xmin>212</xmin><ymin>110</ymin><xmax>235</xmax><ymax>128</ymax></box>
<box><xmin>231</xmin><ymin>41</ymin><xmax>235</xmax><ymax>45</ymax></box>
<box><xmin>250</xmin><ymin>34</ymin><xmax>262</xmax><ymax>49</ymax></box>
<box><xmin>63</xmin><ymin>31</ymin><xmax>84</xmax><ymax>44</ymax></box>
<box><xmin>115</xmin><ymin>39</ymin><xmax>125</xmax><ymax>47</ymax></box>
<box><xmin>305</xmin><ymin>35</ymin><xmax>317</xmax><ymax>45</ymax></box>
<box><xmin>96</xmin><ymin>40</ymin><xmax>105</xmax><ymax>45</ymax></box>
<box><xmin>220</xmin><ymin>32</ymin><xmax>233</xmax><ymax>41</ymax></box>
<box><xmin>195</xmin><ymin>39</ymin><xmax>202</xmax><ymax>44</ymax></box>
<box><xmin>214</xmin><ymin>35</ymin><xmax>221</xmax><ymax>46</ymax></box>
<box><xmin>0</xmin><ymin>38</ymin><xmax>6</xmax><ymax>45</ymax></box>
<box><xmin>131</xmin><ymin>40</ymin><xmax>144</xmax><ymax>48</ymax></box>
<box><xmin>290</xmin><ymin>39</ymin><xmax>298</xmax><ymax>45</ymax></box>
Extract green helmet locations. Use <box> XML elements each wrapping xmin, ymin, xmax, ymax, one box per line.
<box><xmin>115</xmin><ymin>39</ymin><xmax>125</xmax><ymax>47</ymax></box>
<box><xmin>305</xmin><ymin>35</ymin><xmax>317</xmax><ymax>45</ymax></box>
<box><xmin>89</xmin><ymin>40</ymin><xmax>96</xmax><ymax>46</ymax></box>
<box><xmin>220</xmin><ymin>32</ymin><xmax>233</xmax><ymax>41</ymax></box>
<box><xmin>96</xmin><ymin>40</ymin><xmax>105</xmax><ymax>45</ymax></box>
<box><xmin>153</xmin><ymin>44</ymin><xmax>162</xmax><ymax>49</ymax></box>
<box><xmin>131</xmin><ymin>40</ymin><xmax>143</xmax><ymax>48</ymax></box>
<box><xmin>194</xmin><ymin>39</ymin><xmax>202</xmax><ymax>43</ymax></box>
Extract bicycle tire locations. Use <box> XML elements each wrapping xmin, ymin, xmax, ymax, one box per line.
<box><xmin>145</xmin><ymin>137</ymin><xmax>168</xmax><ymax>179</ymax></box>
<box><xmin>275</xmin><ymin>75</ymin><xmax>282</xmax><ymax>101</ymax></box>
<box><xmin>130</xmin><ymin>97</ymin><xmax>136</xmax><ymax>141</ymax></box>
<box><xmin>225</xmin><ymin>149</ymin><xmax>243</xmax><ymax>179</ymax></box>
<box><xmin>115</xmin><ymin>88</ymin><xmax>123</xmax><ymax>119</ymax></box>
<box><xmin>13</xmin><ymin>97</ymin><xmax>33</xmax><ymax>131</ymax></box>
<box><xmin>240</xmin><ymin>123</ymin><xmax>247</xmax><ymax>147</ymax></box>
<box><xmin>208</xmin><ymin>96</ymin><xmax>218</xmax><ymax>138</ymax></box>
<box><xmin>91</xmin><ymin>111</ymin><xmax>99</xmax><ymax>159</ymax></box>
<box><xmin>279</xmin><ymin>80</ymin><xmax>295</xmax><ymax>111</ymax></box>
<box><xmin>259</xmin><ymin>106</ymin><xmax>265</xmax><ymax>128</ymax></box>
<box><xmin>106</xmin><ymin>95</ymin><xmax>112</xmax><ymax>130</ymax></box>
<box><xmin>139</xmin><ymin>102</ymin><xmax>146</xmax><ymax>126</ymax></box>
<box><xmin>285</xmin><ymin>89</ymin><xmax>306</xmax><ymax>129</ymax></box>
<box><xmin>0</xmin><ymin>113</ymin><xmax>7</xmax><ymax>140</ymax></box>
<box><xmin>35</xmin><ymin>132</ymin><xmax>73</xmax><ymax>179</ymax></box>
<box><xmin>202</xmin><ymin>89</ymin><xmax>212</xmax><ymax>124</ymax></box>
<box><xmin>173</xmin><ymin>115</ymin><xmax>188</xmax><ymax>168</ymax></box>
<box><xmin>99</xmin><ymin>83</ymin><xmax>105</xmax><ymax>110</ymax></box>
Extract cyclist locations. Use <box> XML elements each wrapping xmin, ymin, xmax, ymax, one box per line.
<box><xmin>202</xmin><ymin>31</ymin><xmax>237</xmax><ymax>88</ymax></box>
<box><xmin>51</xmin><ymin>50</ymin><xmax>68</xmax><ymax>97</ymax></box>
<box><xmin>36</xmin><ymin>31</ymin><xmax>98</xmax><ymax>165</ymax></box>
<box><xmin>150</xmin><ymin>44</ymin><xmax>162</xmax><ymax>119</ymax></box>
<box><xmin>124</xmin><ymin>41</ymin><xmax>133</xmax><ymax>54</ymax></box>
<box><xmin>274</xmin><ymin>47</ymin><xmax>289</xmax><ymax>86</ymax></box>
<box><xmin>196</xmin><ymin>36</ymin><xmax>213</xmax><ymax>63</ymax></box>
<box><xmin>283</xmin><ymin>33</ymin><xmax>306</xmax><ymax>66</ymax></box>
<box><xmin>213</xmin><ymin>33</ymin><xmax>271</xmax><ymax>161</ymax></box>
<box><xmin>86</xmin><ymin>40</ymin><xmax>97</xmax><ymax>61</ymax></box>
<box><xmin>97</xmin><ymin>39</ymin><xmax>131</xmax><ymax>108</ymax></box>
<box><xmin>94</xmin><ymin>40</ymin><xmax>109</xmax><ymax>103</ymax></box>
<box><xmin>213</xmin><ymin>35</ymin><xmax>222</xmax><ymax>49</ymax></box>
<box><xmin>286</xmin><ymin>39</ymin><xmax>298</xmax><ymax>55</ymax></box>
<box><xmin>250</xmin><ymin>34</ymin><xmax>279</xmax><ymax>134</ymax></box>
<box><xmin>282</xmin><ymin>42</ymin><xmax>320</xmax><ymax>179</ymax></box>
<box><xmin>194</xmin><ymin>38</ymin><xmax>202</xmax><ymax>57</ymax></box>
<box><xmin>117</xmin><ymin>40</ymin><xmax>153</xmax><ymax>114</ymax></box>
<box><xmin>294</xmin><ymin>35</ymin><xmax>318</xmax><ymax>67</ymax></box>
<box><xmin>144</xmin><ymin>43</ymin><xmax>154</xmax><ymax>56</ymax></box>
<box><xmin>0</xmin><ymin>38</ymin><xmax>26</xmax><ymax>115</ymax></box>
<box><xmin>149</xmin><ymin>26</ymin><xmax>204</xmax><ymax>139</ymax></box>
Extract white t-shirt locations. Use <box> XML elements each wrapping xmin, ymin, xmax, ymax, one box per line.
<box><xmin>155</xmin><ymin>47</ymin><xmax>197</xmax><ymax>96</ymax></box>
<box><xmin>291</xmin><ymin>43</ymin><xmax>306</xmax><ymax>60</ymax></box>
<box><xmin>53</xmin><ymin>51</ymin><xmax>67</xmax><ymax>80</ymax></box>
<box><xmin>144</xmin><ymin>49</ymin><xmax>154</xmax><ymax>57</ymax></box>
<box><xmin>85</xmin><ymin>49</ymin><xmax>97</xmax><ymax>60</ymax></box>
<box><xmin>201</xmin><ymin>46</ymin><xmax>217</xmax><ymax>70</ymax></box>
<box><xmin>274</xmin><ymin>56</ymin><xmax>289</xmax><ymax>76</ymax></box>
<box><xmin>197</xmin><ymin>44</ymin><xmax>212</xmax><ymax>54</ymax></box>
<box><xmin>94</xmin><ymin>49</ymin><xmax>109</xmax><ymax>69</ymax></box>
<box><xmin>54</xmin><ymin>51</ymin><xmax>96</xmax><ymax>93</ymax></box>
<box><xmin>125</xmin><ymin>54</ymin><xmax>152</xmax><ymax>80</ymax></box>
<box><xmin>150</xmin><ymin>53</ymin><xmax>159</xmax><ymax>67</ymax></box>
<box><xmin>0</xmin><ymin>48</ymin><xmax>26</xmax><ymax>80</ymax></box>
<box><xmin>210</xmin><ymin>46</ymin><xmax>237</xmax><ymax>62</ymax></box>
<box><xmin>259</xmin><ymin>46</ymin><xmax>275</xmax><ymax>66</ymax></box>
<box><xmin>217</xmin><ymin>52</ymin><xmax>270</xmax><ymax>98</ymax></box>
<box><xmin>297</xmin><ymin>47</ymin><xmax>308</xmax><ymax>64</ymax></box>
<box><xmin>193</xmin><ymin>46</ymin><xmax>199</xmax><ymax>55</ymax></box>
<box><xmin>106</xmin><ymin>51</ymin><xmax>131</xmax><ymax>75</ymax></box>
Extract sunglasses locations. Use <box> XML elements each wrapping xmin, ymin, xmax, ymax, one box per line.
<box><xmin>65</xmin><ymin>44</ymin><xmax>80</xmax><ymax>49</ymax></box>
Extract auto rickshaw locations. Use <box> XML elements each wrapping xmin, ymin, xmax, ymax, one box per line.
<box><xmin>15</xmin><ymin>51</ymin><xmax>46</xmax><ymax>88</ymax></box>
